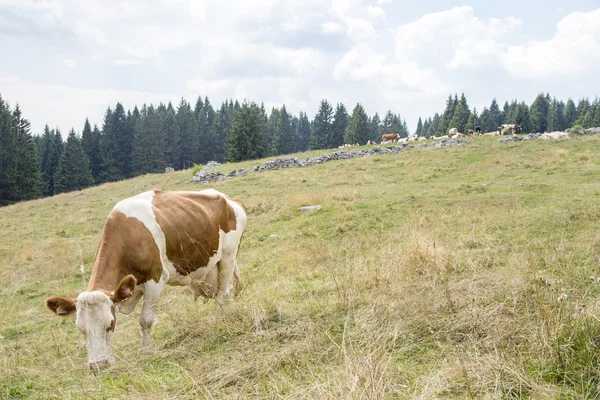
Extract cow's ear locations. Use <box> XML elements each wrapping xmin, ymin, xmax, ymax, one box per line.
<box><xmin>111</xmin><ymin>275</ymin><xmax>136</xmax><ymax>304</ymax></box>
<box><xmin>46</xmin><ymin>296</ymin><xmax>77</xmax><ymax>316</ymax></box>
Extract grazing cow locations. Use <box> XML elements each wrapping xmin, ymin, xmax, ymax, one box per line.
<box><xmin>468</xmin><ymin>129</ymin><xmax>474</xmax><ymax>136</ymax></box>
<box><xmin>45</xmin><ymin>189</ymin><xmax>247</xmax><ymax>370</ymax></box>
<box><xmin>381</xmin><ymin>133</ymin><xmax>399</xmax><ymax>143</ymax></box>
<box><xmin>539</xmin><ymin>131</ymin><xmax>569</xmax><ymax>140</ymax></box>
<box><xmin>475</xmin><ymin>126</ymin><xmax>481</xmax><ymax>134</ymax></box>
<box><xmin>418</xmin><ymin>136</ymin><xmax>427</xmax><ymax>141</ymax></box>
<box><xmin>500</xmin><ymin>124</ymin><xmax>523</xmax><ymax>135</ymax></box>
<box><xmin>367</xmin><ymin>140</ymin><xmax>377</xmax><ymax>145</ymax></box>
<box><xmin>448</xmin><ymin>128</ymin><xmax>458</xmax><ymax>137</ymax></box>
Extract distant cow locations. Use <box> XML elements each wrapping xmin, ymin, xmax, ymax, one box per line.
<box><xmin>482</xmin><ymin>131</ymin><xmax>500</xmax><ymax>136</ymax></box>
<box><xmin>475</xmin><ymin>126</ymin><xmax>481</xmax><ymax>134</ymax></box>
<box><xmin>45</xmin><ymin>190</ymin><xmax>247</xmax><ymax>370</ymax></box>
<box><xmin>468</xmin><ymin>129</ymin><xmax>474</xmax><ymax>136</ymax></box>
<box><xmin>381</xmin><ymin>133</ymin><xmax>399</xmax><ymax>143</ymax></box>
<box><xmin>448</xmin><ymin>128</ymin><xmax>458</xmax><ymax>136</ymax></box>
<box><xmin>367</xmin><ymin>140</ymin><xmax>377</xmax><ymax>145</ymax></box>
<box><xmin>500</xmin><ymin>124</ymin><xmax>523</xmax><ymax>135</ymax></box>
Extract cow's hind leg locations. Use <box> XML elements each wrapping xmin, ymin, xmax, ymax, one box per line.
<box><xmin>216</xmin><ymin>254</ymin><xmax>236</xmax><ymax>307</ymax></box>
<box><xmin>139</xmin><ymin>270</ymin><xmax>168</xmax><ymax>350</ymax></box>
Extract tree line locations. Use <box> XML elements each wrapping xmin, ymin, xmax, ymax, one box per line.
<box><xmin>2</xmin><ymin>90</ymin><xmax>600</xmax><ymax>206</ymax></box>
<box><xmin>415</xmin><ymin>93</ymin><xmax>600</xmax><ymax>137</ymax></box>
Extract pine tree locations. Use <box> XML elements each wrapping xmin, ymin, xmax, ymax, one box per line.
<box><xmin>163</xmin><ymin>103</ymin><xmax>180</xmax><ymax>169</ymax></box>
<box><xmin>530</xmin><ymin>93</ymin><xmax>550</xmax><ymax>133</ymax></box>
<box><xmin>344</xmin><ymin>103</ymin><xmax>370</xmax><ymax>144</ymax></box>
<box><xmin>429</xmin><ymin>113</ymin><xmax>441</xmax><ymax>137</ymax></box>
<box><xmin>370</xmin><ymin>113</ymin><xmax>381</xmax><ymax>141</ymax></box>
<box><xmin>437</xmin><ymin>95</ymin><xmax>456</xmax><ymax>136</ymax></box>
<box><xmin>38</xmin><ymin>125</ymin><xmax>63</xmax><ymax>196</ymax></box>
<box><xmin>273</xmin><ymin>105</ymin><xmax>294</xmax><ymax>155</ymax></box>
<box><xmin>81</xmin><ymin>118</ymin><xmax>102</xmax><ymax>180</ymax></box>
<box><xmin>227</xmin><ymin>101</ymin><xmax>267</xmax><ymax>162</ymax></box>
<box><xmin>197</xmin><ymin>97</ymin><xmax>216</xmax><ymax>163</ymax></box>
<box><xmin>547</xmin><ymin>98</ymin><xmax>565</xmax><ymax>132</ymax></box>
<box><xmin>382</xmin><ymin>110</ymin><xmax>395</xmax><ymax>134</ymax></box>
<box><xmin>489</xmin><ymin>98</ymin><xmax>503</xmax><ymax>130</ymax></box>
<box><xmin>449</xmin><ymin>93</ymin><xmax>470</xmax><ymax>133</ymax></box>
<box><xmin>309</xmin><ymin>100</ymin><xmax>333</xmax><ymax>150</ymax></box>
<box><xmin>98</xmin><ymin>103</ymin><xmax>130</xmax><ymax>182</ymax></box>
<box><xmin>415</xmin><ymin>117</ymin><xmax>423</xmax><ymax>137</ymax></box>
<box><xmin>267</xmin><ymin>107</ymin><xmax>280</xmax><ymax>155</ymax></box>
<box><xmin>421</xmin><ymin>118</ymin><xmax>430</xmax><ymax>138</ymax></box>
<box><xmin>295</xmin><ymin>112</ymin><xmax>311</xmax><ymax>152</ymax></box>
<box><xmin>132</xmin><ymin>104</ymin><xmax>167</xmax><ymax>174</ymax></box>
<box><xmin>563</xmin><ymin>99</ymin><xmax>578</xmax><ymax>128</ymax></box>
<box><xmin>330</xmin><ymin>103</ymin><xmax>349</xmax><ymax>147</ymax></box>
<box><xmin>0</xmin><ymin>99</ymin><xmax>41</xmax><ymax>205</ymax></box>
<box><xmin>54</xmin><ymin>129</ymin><xmax>94</xmax><ymax>194</ymax></box>
<box><xmin>176</xmin><ymin>99</ymin><xmax>198</xmax><ymax>169</ymax></box>
<box><xmin>479</xmin><ymin>107</ymin><xmax>494</xmax><ymax>132</ymax></box>
<box><xmin>467</xmin><ymin>107</ymin><xmax>479</xmax><ymax>131</ymax></box>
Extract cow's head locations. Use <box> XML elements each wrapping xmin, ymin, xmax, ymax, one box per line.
<box><xmin>45</xmin><ymin>275</ymin><xmax>136</xmax><ymax>371</ymax></box>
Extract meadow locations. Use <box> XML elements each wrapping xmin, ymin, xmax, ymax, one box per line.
<box><xmin>2</xmin><ymin>136</ymin><xmax>600</xmax><ymax>398</ymax></box>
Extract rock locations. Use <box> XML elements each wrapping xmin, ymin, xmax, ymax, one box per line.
<box><xmin>192</xmin><ymin>140</ymin><xmax>471</xmax><ymax>183</ymax></box>
<box><xmin>165</xmin><ymin>167</ymin><xmax>175</xmax><ymax>173</ymax></box>
<box><xmin>298</xmin><ymin>205</ymin><xmax>322</xmax><ymax>212</ymax></box>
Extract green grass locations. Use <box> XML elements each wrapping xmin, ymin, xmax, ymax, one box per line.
<box><xmin>3</xmin><ymin>136</ymin><xmax>600</xmax><ymax>398</ymax></box>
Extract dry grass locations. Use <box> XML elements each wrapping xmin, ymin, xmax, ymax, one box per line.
<box><xmin>3</xmin><ymin>137</ymin><xmax>600</xmax><ymax>398</ymax></box>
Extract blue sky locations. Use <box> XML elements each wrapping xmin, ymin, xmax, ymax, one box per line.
<box><xmin>0</xmin><ymin>0</ymin><xmax>599</xmax><ymax>135</ymax></box>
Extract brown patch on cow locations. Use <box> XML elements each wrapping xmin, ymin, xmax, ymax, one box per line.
<box><xmin>46</xmin><ymin>296</ymin><xmax>77</xmax><ymax>316</ymax></box>
<box><xmin>87</xmin><ymin>211</ymin><xmax>162</xmax><ymax>291</ymax></box>
<box><xmin>152</xmin><ymin>191</ymin><xmax>238</xmax><ymax>276</ymax></box>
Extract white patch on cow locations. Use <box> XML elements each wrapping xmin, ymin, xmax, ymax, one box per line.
<box><xmin>75</xmin><ymin>291</ymin><xmax>115</xmax><ymax>366</ymax></box>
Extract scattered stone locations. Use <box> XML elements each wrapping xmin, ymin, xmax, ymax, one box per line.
<box><xmin>192</xmin><ymin>140</ymin><xmax>471</xmax><ymax>183</ymax></box>
<box><xmin>298</xmin><ymin>205</ymin><xmax>322</xmax><ymax>212</ymax></box>
<box><xmin>165</xmin><ymin>167</ymin><xmax>175</xmax><ymax>173</ymax></box>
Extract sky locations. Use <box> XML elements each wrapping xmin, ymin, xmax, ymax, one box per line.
<box><xmin>0</xmin><ymin>0</ymin><xmax>599</xmax><ymax>136</ymax></box>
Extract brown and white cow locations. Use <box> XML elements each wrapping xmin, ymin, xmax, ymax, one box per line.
<box><xmin>45</xmin><ymin>189</ymin><xmax>247</xmax><ymax>370</ymax></box>
<box><xmin>381</xmin><ymin>133</ymin><xmax>399</xmax><ymax>143</ymax></box>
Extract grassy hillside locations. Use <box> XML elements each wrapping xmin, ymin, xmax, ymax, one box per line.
<box><xmin>2</xmin><ymin>137</ymin><xmax>600</xmax><ymax>398</ymax></box>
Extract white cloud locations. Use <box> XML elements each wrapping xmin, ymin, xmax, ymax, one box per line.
<box><xmin>395</xmin><ymin>6</ymin><xmax>521</xmax><ymax>70</ymax></box>
<box><xmin>63</xmin><ymin>58</ymin><xmax>78</xmax><ymax>68</ymax></box>
<box><xmin>321</xmin><ymin>21</ymin><xmax>344</xmax><ymax>34</ymax></box>
<box><xmin>366</xmin><ymin>6</ymin><xmax>385</xmax><ymax>20</ymax></box>
<box><xmin>503</xmin><ymin>8</ymin><xmax>600</xmax><ymax>78</ymax></box>
<box><xmin>0</xmin><ymin>75</ymin><xmax>177</xmax><ymax>135</ymax></box>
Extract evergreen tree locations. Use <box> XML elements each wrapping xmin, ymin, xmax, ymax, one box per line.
<box><xmin>547</xmin><ymin>98</ymin><xmax>565</xmax><ymax>132</ymax></box>
<box><xmin>489</xmin><ymin>98</ymin><xmax>503</xmax><ymax>130</ymax></box>
<box><xmin>344</xmin><ymin>103</ymin><xmax>370</xmax><ymax>144</ymax></box>
<box><xmin>176</xmin><ymin>99</ymin><xmax>198</xmax><ymax>169</ymax></box>
<box><xmin>515</xmin><ymin>102</ymin><xmax>532</xmax><ymax>132</ymax></box>
<box><xmin>421</xmin><ymin>118</ymin><xmax>430</xmax><ymax>138</ymax></box>
<box><xmin>479</xmin><ymin>107</ymin><xmax>494</xmax><ymax>132</ymax></box>
<box><xmin>563</xmin><ymin>99</ymin><xmax>578</xmax><ymax>128</ymax></box>
<box><xmin>273</xmin><ymin>105</ymin><xmax>294</xmax><ymax>155</ymax></box>
<box><xmin>449</xmin><ymin>93</ymin><xmax>470</xmax><ymax>133</ymax></box>
<box><xmin>132</xmin><ymin>104</ymin><xmax>167</xmax><ymax>174</ymax></box>
<box><xmin>163</xmin><ymin>103</ymin><xmax>180</xmax><ymax>168</ymax></box>
<box><xmin>530</xmin><ymin>93</ymin><xmax>550</xmax><ymax>132</ymax></box>
<box><xmin>330</xmin><ymin>103</ymin><xmax>349</xmax><ymax>147</ymax></box>
<box><xmin>81</xmin><ymin>118</ymin><xmax>101</xmax><ymax>180</ymax></box>
<box><xmin>437</xmin><ymin>95</ymin><xmax>456</xmax><ymax>136</ymax></box>
<box><xmin>54</xmin><ymin>129</ymin><xmax>94</xmax><ymax>194</ymax></box>
<box><xmin>370</xmin><ymin>113</ymin><xmax>381</xmax><ymax>141</ymax></box>
<box><xmin>98</xmin><ymin>103</ymin><xmax>130</xmax><ymax>182</ymax></box>
<box><xmin>267</xmin><ymin>107</ymin><xmax>280</xmax><ymax>155</ymax></box>
<box><xmin>467</xmin><ymin>107</ymin><xmax>479</xmax><ymax>131</ymax></box>
<box><xmin>210</xmin><ymin>103</ymin><xmax>232</xmax><ymax>162</ymax></box>
<box><xmin>38</xmin><ymin>125</ymin><xmax>63</xmax><ymax>196</ymax></box>
<box><xmin>382</xmin><ymin>110</ymin><xmax>395</xmax><ymax>134</ymax></box>
<box><xmin>0</xmin><ymin>99</ymin><xmax>41</xmax><ymax>205</ymax></box>
<box><xmin>415</xmin><ymin>117</ymin><xmax>423</xmax><ymax>137</ymax></box>
<box><xmin>402</xmin><ymin>119</ymin><xmax>409</xmax><ymax>137</ymax></box>
<box><xmin>309</xmin><ymin>100</ymin><xmax>333</xmax><ymax>150</ymax></box>
<box><xmin>197</xmin><ymin>97</ymin><xmax>216</xmax><ymax>163</ymax></box>
<box><xmin>227</xmin><ymin>101</ymin><xmax>267</xmax><ymax>162</ymax></box>
<box><xmin>295</xmin><ymin>112</ymin><xmax>311</xmax><ymax>152</ymax></box>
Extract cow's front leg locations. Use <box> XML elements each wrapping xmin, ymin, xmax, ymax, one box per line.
<box><xmin>139</xmin><ymin>272</ymin><xmax>167</xmax><ymax>350</ymax></box>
